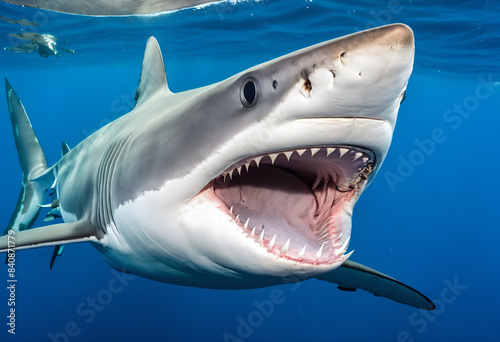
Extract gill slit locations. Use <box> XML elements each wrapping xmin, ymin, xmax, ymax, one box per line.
<box><xmin>96</xmin><ymin>134</ymin><xmax>135</xmax><ymax>236</ymax></box>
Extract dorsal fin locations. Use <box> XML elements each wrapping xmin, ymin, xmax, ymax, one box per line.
<box><xmin>134</xmin><ymin>36</ymin><xmax>170</xmax><ymax>107</ymax></box>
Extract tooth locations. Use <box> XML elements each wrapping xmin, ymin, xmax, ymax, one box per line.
<box><xmin>338</xmin><ymin>148</ymin><xmax>348</xmax><ymax>158</ymax></box>
<box><xmin>236</xmin><ymin>166</ymin><xmax>242</xmax><ymax>176</ymax></box>
<box><xmin>334</xmin><ymin>237</ymin><xmax>351</xmax><ymax>257</ymax></box>
<box><xmin>259</xmin><ymin>228</ymin><xmax>265</xmax><ymax>242</ymax></box>
<box><xmin>236</xmin><ymin>214</ymin><xmax>240</xmax><ymax>221</ymax></box>
<box><xmin>269</xmin><ymin>153</ymin><xmax>279</xmax><ymax>164</ymax></box>
<box><xmin>223</xmin><ymin>174</ymin><xmax>227</xmax><ymax>182</ymax></box>
<box><xmin>342</xmin><ymin>250</ymin><xmax>354</xmax><ymax>261</ymax></box>
<box><xmin>298</xmin><ymin>245</ymin><xmax>307</xmax><ymax>258</ymax></box>
<box><xmin>326</xmin><ymin>147</ymin><xmax>336</xmax><ymax>156</ymax></box>
<box><xmin>353</xmin><ymin>152</ymin><xmax>363</xmax><ymax>161</ymax></box>
<box><xmin>244</xmin><ymin>163</ymin><xmax>251</xmax><ymax>172</ymax></box>
<box><xmin>310</xmin><ymin>148</ymin><xmax>320</xmax><ymax>157</ymax></box>
<box><xmin>254</xmin><ymin>156</ymin><xmax>263</xmax><ymax>167</ymax></box>
<box><xmin>316</xmin><ymin>242</ymin><xmax>326</xmax><ymax>258</ymax></box>
<box><xmin>362</xmin><ymin>157</ymin><xmax>369</xmax><ymax>163</ymax></box>
<box><xmin>228</xmin><ymin>171</ymin><xmax>233</xmax><ymax>180</ymax></box>
<box><xmin>311</xmin><ymin>175</ymin><xmax>322</xmax><ymax>190</ymax></box>
<box><xmin>229</xmin><ymin>205</ymin><xmax>234</xmax><ymax>214</ymax></box>
<box><xmin>280</xmin><ymin>238</ymin><xmax>290</xmax><ymax>254</ymax></box>
<box><xmin>296</xmin><ymin>149</ymin><xmax>307</xmax><ymax>156</ymax></box>
<box><xmin>250</xmin><ymin>227</ymin><xmax>256</xmax><ymax>237</ymax></box>
<box><xmin>268</xmin><ymin>234</ymin><xmax>276</xmax><ymax>250</ymax></box>
<box><xmin>283</xmin><ymin>151</ymin><xmax>293</xmax><ymax>161</ymax></box>
<box><xmin>244</xmin><ymin>218</ymin><xmax>249</xmax><ymax>229</ymax></box>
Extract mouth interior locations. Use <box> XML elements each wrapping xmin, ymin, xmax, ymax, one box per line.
<box><xmin>212</xmin><ymin>146</ymin><xmax>374</xmax><ymax>265</ymax></box>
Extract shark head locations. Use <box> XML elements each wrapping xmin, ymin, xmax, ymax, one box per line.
<box><xmin>104</xmin><ymin>24</ymin><xmax>414</xmax><ymax>288</ymax></box>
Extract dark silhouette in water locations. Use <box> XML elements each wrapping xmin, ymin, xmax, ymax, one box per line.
<box><xmin>4</xmin><ymin>32</ymin><xmax>74</xmax><ymax>58</ymax></box>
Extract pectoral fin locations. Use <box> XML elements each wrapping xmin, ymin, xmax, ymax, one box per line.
<box><xmin>316</xmin><ymin>260</ymin><xmax>435</xmax><ymax>310</ymax></box>
<box><xmin>0</xmin><ymin>220</ymin><xmax>97</xmax><ymax>253</ymax></box>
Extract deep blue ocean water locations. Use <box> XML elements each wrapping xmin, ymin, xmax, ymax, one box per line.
<box><xmin>0</xmin><ymin>0</ymin><xmax>499</xmax><ymax>341</ymax></box>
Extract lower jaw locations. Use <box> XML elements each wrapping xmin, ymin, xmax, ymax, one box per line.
<box><xmin>209</xmin><ymin>184</ymin><xmax>358</xmax><ymax>266</ymax></box>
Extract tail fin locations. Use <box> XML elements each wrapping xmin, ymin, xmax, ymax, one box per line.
<box><xmin>3</xmin><ymin>79</ymin><xmax>51</xmax><ymax>235</ymax></box>
<box><xmin>1</xmin><ymin>81</ymin><xmax>97</xmax><ymax>255</ymax></box>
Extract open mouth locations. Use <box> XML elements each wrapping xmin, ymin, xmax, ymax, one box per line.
<box><xmin>210</xmin><ymin>146</ymin><xmax>375</xmax><ymax>265</ymax></box>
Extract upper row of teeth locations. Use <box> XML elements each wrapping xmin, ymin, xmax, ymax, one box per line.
<box><xmin>222</xmin><ymin>147</ymin><xmax>372</xmax><ymax>181</ymax></box>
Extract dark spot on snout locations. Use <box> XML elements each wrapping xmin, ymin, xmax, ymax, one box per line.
<box><xmin>340</xmin><ymin>52</ymin><xmax>346</xmax><ymax>58</ymax></box>
<box><xmin>303</xmin><ymin>79</ymin><xmax>312</xmax><ymax>92</ymax></box>
<box><xmin>300</xmin><ymin>69</ymin><xmax>312</xmax><ymax>98</ymax></box>
<box><xmin>331</xmin><ymin>70</ymin><xmax>336</xmax><ymax>78</ymax></box>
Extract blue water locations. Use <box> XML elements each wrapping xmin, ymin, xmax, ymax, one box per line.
<box><xmin>0</xmin><ymin>0</ymin><xmax>499</xmax><ymax>341</ymax></box>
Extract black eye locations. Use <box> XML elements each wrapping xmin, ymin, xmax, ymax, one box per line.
<box><xmin>240</xmin><ymin>77</ymin><xmax>259</xmax><ymax>108</ymax></box>
<box><xmin>273</xmin><ymin>80</ymin><xmax>278</xmax><ymax>89</ymax></box>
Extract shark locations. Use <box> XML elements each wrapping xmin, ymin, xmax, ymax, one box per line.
<box><xmin>0</xmin><ymin>24</ymin><xmax>434</xmax><ymax>310</ymax></box>
<box><xmin>4</xmin><ymin>32</ymin><xmax>75</xmax><ymax>58</ymax></box>
<box><xmin>1</xmin><ymin>0</ymin><xmax>220</xmax><ymax>15</ymax></box>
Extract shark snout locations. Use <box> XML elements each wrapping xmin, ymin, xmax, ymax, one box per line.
<box><xmin>283</xmin><ymin>24</ymin><xmax>414</xmax><ymax>126</ymax></box>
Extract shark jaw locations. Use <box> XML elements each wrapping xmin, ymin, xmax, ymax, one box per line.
<box><xmin>207</xmin><ymin>145</ymin><xmax>374</xmax><ymax>265</ymax></box>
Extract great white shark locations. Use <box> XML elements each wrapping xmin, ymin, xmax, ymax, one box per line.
<box><xmin>0</xmin><ymin>24</ymin><xmax>434</xmax><ymax>310</ymax></box>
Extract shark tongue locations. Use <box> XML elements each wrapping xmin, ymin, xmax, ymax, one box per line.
<box><xmin>214</xmin><ymin>165</ymin><xmax>321</xmax><ymax>248</ymax></box>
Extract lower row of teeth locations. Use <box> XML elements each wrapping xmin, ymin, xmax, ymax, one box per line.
<box><xmin>231</xmin><ymin>206</ymin><xmax>352</xmax><ymax>262</ymax></box>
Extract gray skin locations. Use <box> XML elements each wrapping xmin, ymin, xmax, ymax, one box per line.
<box><xmin>0</xmin><ymin>24</ymin><xmax>435</xmax><ymax>310</ymax></box>
<box><xmin>1</xmin><ymin>0</ymin><xmax>219</xmax><ymax>15</ymax></box>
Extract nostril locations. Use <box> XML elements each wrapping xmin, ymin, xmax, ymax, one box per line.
<box><xmin>330</xmin><ymin>70</ymin><xmax>336</xmax><ymax>78</ymax></box>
